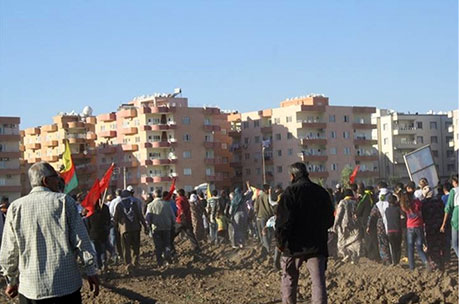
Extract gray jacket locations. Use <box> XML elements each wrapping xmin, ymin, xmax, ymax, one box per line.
<box><xmin>145</xmin><ymin>198</ymin><xmax>176</xmax><ymax>231</ymax></box>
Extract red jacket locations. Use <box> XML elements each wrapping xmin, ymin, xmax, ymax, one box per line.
<box><xmin>176</xmin><ymin>195</ymin><xmax>192</xmax><ymax>224</ymax></box>
<box><xmin>404</xmin><ymin>198</ymin><xmax>424</xmax><ymax>228</ymax></box>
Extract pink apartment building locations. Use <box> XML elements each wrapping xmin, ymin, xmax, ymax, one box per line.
<box><xmin>229</xmin><ymin>95</ymin><xmax>378</xmax><ymax>189</ymax></box>
<box><xmin>95</xmin><ymin>93</ymin><xmax>233</xmax><ymax>195</ymax></box>
<box><xmin>0</xmin><ymin>117</ymin><xmax>22</xmax><ymax>201</ymax></box>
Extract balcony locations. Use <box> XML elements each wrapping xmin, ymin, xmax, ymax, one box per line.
<box><xmin>76</xmin><ymin>165</ymin><xmax>96</xmax><ymax>175</ymax></box>
<box><xmin>72</xmin><ymin>152</ymin><xmax>92</xmax><ymax>160</ymax></box>
<box><xmin>230</xmin><ymin>160</ymin><xmax>242</xmax><ymax>168</ymax></box>
<box><xmin>68</xmin><ymin>137</ymin><xmax>85</xmax><ymax>144</ymax></box>
<box><xmin>99</xmin><ymin>146</ymin><xmax>117</xmax><ymax>154</ymax></box>
<box><xmin>145</xmin><ymin>141</ymin><xmax>172</xmax><ymax>148</ymax></box>
<box><xmin>352</xmin><ymin>123</ymin><xmax>377</xmax><ymax>130</ymax></box>
<box><xmin>99</xmin><ymin>130</ymin><xmax>117</xmax><ymax>138</ymax></box>
<box><xmin>153</xmin><ymin>176</ymin><xmax>172</xmax><ymax>183</ymax></box>
<box><xmin>0</xmin><ymin>134</ymin><xmax>21</xmax><ymax>141</ymax></box>
<box><xmin>141</xmin><ymin>176</ymin><xmax>153</xmax><ymax>183</ymax></box>
<box><xmin>41</xmin><ymin>155</ymin><xmax>59</xmax><ymax>162</ymax></box>
<box><xmin>0</xmin><ymin>151</ymin><xmax>21</xmax><ymax>158</ymax></box>
<box><xmin>305</xmin><ymin>155</ymin><xmax>328</xmax><ymax>162</ymax></box>
<box><xmin>261</xmin><ymin>126</ymin><xmax>273</xmax><ymax>133</ymax></box>
<box><xmin>25</xmin><ymin>127</ymin><xmax>40</xmax><ymax>135</ymax></box>
<box><xmin>308</xmin><ymin>171</ymin><xmax>329</xmax><ymax>178</ymax></box>
<box><xmin>120</xmin><ymin>127</ymin><xmax>138</xmax><ymax>135</ymax></box>
<box><xmin>122</xmin><ymin>144</ymin><xmax>139</xmax><ymax>152</ymax></box>
<box><xmin>140</xmin><ymin>106</ymin><xmax>173</xmax><ymax>114</ymax></box>
<box><xmin>0</xmin><ymin>185</ymin><xmax>22</xmax><ymax>192</ymax></box>
<box><xmin>26</xmin><ymin>143</ymin><xmax>41</xmax><ymax>150</ymax></box>
<box><xmin>300</xmin><ymin>105</ymin><xmax>326</xmax><ymax>112</ymax></box>
<box><xmin>42</xmin><ymin>124</ymin><xmax>57</xmax><ymax>132</ymax></box>
<box><xmin>392</xmin><ymin>127</ymin><xmax>417</xmax><ymax>135</ymax></box>
<box><xmin>300</xmin><ymin>138</ymin><xmax>327</xmax><ymax>146</ymax></box>
<box><xmin>264</xmin><ymin>157</ymin><xmax>274</xmax><ymax>165</ymax></box>
<box><xmin>97</xmin><ymin>113</ymin><xmax>116</xmax><ymax>122</ymax></box>
<box><xmin>43</xmin><ymin>140</ymin><xmax>58</xmax><ymax>147</ymax></box>
<box><xmin>67</xmin><ymin>121</ymin><xmax>85</xmax><ymax>129</ymax></box>
<box><xmin>448</xmin><ymin>125</ymin><xmax>454</xmax><ymax>133</ymax></box>
<box><xmin>394</xmin><ymin>141</ymin><xmax>422</xmax><ymax>149</ymax></box>
<box><xmin>228</xmin><ymin>130</ymin><xmax>241</xmax><ymax>137</ymax></box>
<box><xmin>353</xmin><ymin>138</ymin><xmax>378</xmax><ymax>145</ymax></box>
<box><xmin>151</xmin><ymin>158</ymin><xmax>172</xmax><ymax>166</ymax></box>
<box><xmin>352</xmin><ymin>106</ymin><xmax>376</xmax><ymax>114</ymax></box>
<box><xmin>203</xmin><ymin>107</ymin><xmax>220</xmax><ymax>115</ymax></box>
<box><xmin>449</xmin><ymin>140</ymin><xmax>455</xmax><ymax>148</ymax></box>
<box><xmin>204</xmin><ymin>141</ymin><xmax>221</xmax><ymax>149</ymax></box>
<box><xmin>206</xmin><ymin>175</ymin><xmax>223</xmax><ymax>182</ymax></box>
<box><xmin>120</xmin><ymin>160</ymin><xmax>139</xmax><ymax>168</ymax></box>
<box><xmin>258</xmin><ymin>109</ymin><xmax>272</xmax><ymax>118</ymax></box>
<box><xmin>28</xmin><ymin>157</ymin><xmax>41</xmax><ymax>163</ymax></box>
<box><xmin>355</xmin><ymin>155</ymin><xmax>379</xmax><ymax>162</ymax></box>
<box><xmin>0</xmin><ymin>168</ymin><xmax>21</xmax><ymax>175</ymax></box>
<box><xmin>356</xmin><ymin>171</ymin><xmax>379</xmax><ymax>178</ymax></box>
<box><xmin>86</xmin><ymin>133</ymin><xmax>97</xmax><ymax>140</ymax></box>
<box><xmin>118</xmin><ymin>108</ymin><xmax>137</xmax><ymax>118</ymax></box>
<box><xmin>204</xmin><ymin>124</ymin><xmax>221</xmax><ymax>132</ymax></box>
<box><xmin>148</xmin><ymin>124</ymin><xmax>171</xmax><ymax>131</ymax></box>
<box><xmin>300</xmin><ymin>122</ymin><xmax>327</xmax><ymax>129</ymax></box>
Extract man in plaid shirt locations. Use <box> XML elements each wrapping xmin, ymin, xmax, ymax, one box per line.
<box><xmin>0</xmin><ymin>162</ymin><xmax>100</xmax><ymax>302</ymax></box>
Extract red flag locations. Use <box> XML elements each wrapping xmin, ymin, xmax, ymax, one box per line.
<box><xmin>349</xmin><ymin>165</ymin><xmax>360</xmax><ymax>184</ymax></box>
<box><xmin>99</xmin><ymin>163</ymin><xmax>115</xmax><ymax>193</ymax></box>
<box><xmin>81</xmin><ymin>178</ymin><xmax>101</xmax><ymax>217</ymax></box>
<box><xmin>165</xmin><ymin>177</ymin><xmax>176</xmax><ymax>201</ymax></box>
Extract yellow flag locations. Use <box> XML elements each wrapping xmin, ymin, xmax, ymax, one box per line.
<box><xmin>207</xmin><ymin>183</ymin><xmax>212</xmax><ymax>198</ymax></box>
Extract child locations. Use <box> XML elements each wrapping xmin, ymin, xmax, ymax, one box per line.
<box><xmin>216</xmin><ymin>209</ymin><xmax>229</xmax><ymax>244</ymax></box>
<box><xmin>385</xmin><ymin>194</ymin><xmax>402</xmax><ymax>265</ymax></box>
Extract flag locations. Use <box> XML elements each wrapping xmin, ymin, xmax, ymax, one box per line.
<box><xmin>207</xmin><ymin>183</ymin><xmax>212</xmax><ymax>198</ymax></box>
<box><xmin>81</xmin><ymin>178</ymin><xmax>101</xmax><ymax>217</ymax></box>
<box><xmin>165</xmin><ymin>177</ymin><xmax>176</xmax><ymax>201</ymax></box>
<box><xmin>99</xmin><ymin>163</ymin><xmax>115</xmax><ymax>193</ymax></box>
<box><xmin>349</xmin><ymin>165</ymin><xmax>360</xmax><ymax>184</ymax></box>
<box><xmin>60</xmin><ymin>140</ymin><xmax>78</xmax><ymax>194</ymax></box>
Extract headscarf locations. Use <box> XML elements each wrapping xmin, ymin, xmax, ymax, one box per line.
<box><xmin>230</xmin><ymin>187</ymin><xmax>243</xmax><ymax>216</ymax></box>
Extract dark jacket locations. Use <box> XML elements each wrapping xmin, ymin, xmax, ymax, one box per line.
<box><xmin>254</xmin><ymin>191</ymin><xmax>274</xmax><ymax>219</ymax></box>
<box><xmin>113</xmin><ymin>197</ymin><xmax>146</xmax><ymax>234</ymax></box>
<box><xmin>275</xmin><ymin>176</ymin><xmax>334</xmax><ymax>258</ymax></box>
<box><xmin>87</xmin><ymin>204</ymin><xmax>111</xmax><ymax>242</ymax></box>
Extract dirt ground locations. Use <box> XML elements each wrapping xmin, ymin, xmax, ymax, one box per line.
<box><xmin>1</xmin><ymin>234</ymin><xmax>458</xmax><ymax>303</ymax></box>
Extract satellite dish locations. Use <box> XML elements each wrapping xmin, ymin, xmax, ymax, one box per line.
<box><xmin>82</xmin><ymin>106</ymin><xmax>93</xmax><ymax>117</ymax></box>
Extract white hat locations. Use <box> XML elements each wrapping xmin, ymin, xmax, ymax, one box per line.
<box><xmin>127</xmin><ymin>185</ymin><xmax>134</xmax><ymax>192</ymax></box>
<box><xmin>336</xmin><ymin>184</ymin><xmax>341</xmax><ymax>189</ymax></box>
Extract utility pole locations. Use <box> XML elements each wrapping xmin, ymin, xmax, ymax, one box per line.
<box><xmin>262</xmin><ymin>145</ymin><xmax>266</xmax><ymax>184</ymax></box>
<box><xmin>123</xmin><ymin>167</ymin><xmax>127</xmax><ymax>189</ymax></box>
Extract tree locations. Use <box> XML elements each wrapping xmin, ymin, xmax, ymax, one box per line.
<box><xmin>340</xmin><ymin>165</ymin><xmax>354</xmax><ymax>189</ymax></box>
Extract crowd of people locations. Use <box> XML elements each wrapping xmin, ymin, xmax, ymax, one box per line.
<box><xmin>0</xmin><ymin>160</ymin><xmax>457</xmax><ymax>304</ymax></box>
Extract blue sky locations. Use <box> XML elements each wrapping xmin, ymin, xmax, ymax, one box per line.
<box><xmin>0</xmin><ymin>1</ymin><xmax>458</xmax><ymax>128</ymax></box>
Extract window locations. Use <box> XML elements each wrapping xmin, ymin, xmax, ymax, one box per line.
<box><xmin>344</xmin><ymin>115</ymin><xmax>349</xmax><ymax>122</ymax></box>
<box><xmin>447</xmin><ymin>150</ymin><xmax>454</xmax><ymax>158</ymax></box>
<box><xmin>329</xmin><ymin>115</ymin><xmax>336</xmax><ymax>123</ymax></box>
<box><xmin>221</xmin><ymin>143</ymin><xmax>227</xmax><ymax>149</ymax></box>
<box><xmin>331</xmin><ymin>163</ymin><xmax>338</xmax><ymax>171</ymax></box>
<box><xmin>277</xmin><ymin>150</ymin><xmax>282</xmax><ymax>157</ymax></box>
<box><xmin>287</xmin><ymin>132</ymin><xmax>293</xmax><ymax>139</ymax></box>
<box><xmin>417</xmin><ymin>136</ymin><xmax>424</xmax><ymax>144</ymax></box>
<box><xmin>205</xmin><ymin>150</ymin><xmax>213</xmax><ymax>158</ymax></box>
<box><xmin>275</xmin><ymin>133</ymin><xmax>281</xmax><ymax>141</ymax></box>
<box><xmin>182</xmin><ymin>117</ymin><xmax>190</xmax><ymax>125</ymax></box>
<box><xmin>448</xmin><ymin>164</ymin><xmax>456</xmax><ymax>172</ymax></box>
<box><xmin>254</xmin><ymin>120</ymin><xmax>259</xmax><ymax>128</ymax></box>
<box><xmin>255</xmin><ymin>136</ymin><xmax>260</xmax><ymax>143</ymax></box>
<box><xmin>244</xmin><ymin>153</ymin><xmax>250</xmax><ymax>160</ymax></box>
<box><xmin>183</xmin><ymin>134</ymin><xmax>191</xmax><ymax>142</ymax></box>
<box><xmin>184</xmin><ymin>168</ymin><xmax>192</xmax><ymax>176</ymax></box>
<box><xmin>184</xmin><ymin>185</ymin><xmax>193</xmax><ymax>192</ymax></box>
<box><xmin>245</xmin><ymin>168</ymin><xmax>251</xmax><ymax>175</ymax></box>
<box><xmin>204</xmin><ymin>118</ymin><xmax>211</xmax><ymax>125</ymax></box>
<box><xmin>417</xmin><ymin>122</ymin><xmax>423</xmax><ymax>129</ymax></box>
<box><xmin>431</xmin><ymin>136</ymin><xmax>438</xmax><ymax>144</ymax></box>
<box><xmin>206</xmin><ymin>168</ymin><xmax>213</xmax><ymax>176</ymax></box>
<box><xmin>277</xmin><ymin>166</ymin><xmax>283</xmax><ymax>173</ymax></box>
<box><xmin>288</xmin><ymin>148</ymin><xmax>293</xmax><ymax>156</ymax></box>
<box><xmin>383</xmin><ymin>123</ymin><xmax>387</xmax><ymax>131</ymax></box>
<box><xmin>445</xmin><ymin>122</ymin><xmax>452</xmax><ymax>130</ymax></box>
<box><xmin>256</xmin><ymin>168</ymin><xmax>261</xmax><ymax>175</ymax></box>
<box><xmin>274</xmin><ymin>118</ymin><xmax>280</xmax><ymax>124</ymax></box>
<box><xmin>330</xmin><ymin>147</ymin><xmax>337</xmax><ymax>155</ymax></box>
<box><xmin>243</xmin><ymin>121</ymin><xmax>249</xmax><ymax>129</ymax></box>
<box><xmin>330</xmin><ymin>131</ymin><xmax>336</xmax><ymax>139</ymax></box>
<box><xmin>286</xmin><ymin>116</ymin><xmax>292</xmax><ymax>123</ymax></box>
<box><xmin>344</xmin><ymin>147</ymin><xmax>351</xmax><ymax>155</ymax></box>
<box><xmin>384</xmin><ymin>138</ymin><xmax>388</xmax><ymax>145</ymax></box>
<box><xmin>221</xmin><ymin>129</ymin><xmax>227</xmax><ymax>135</ymax></box>
<box><xmin>244</xmin><ymin>137</ymin><xmax>249</xmax><ymax>144</ymax></box>
<box><xmin>430</xmin><ymin>121</ymin><xmax>437</xmax><ymax>130</ymax></box>
<box><xmin>343</xmin><ymin>131</ymin><xmax>350</xmax><ymax>139</ymax></box>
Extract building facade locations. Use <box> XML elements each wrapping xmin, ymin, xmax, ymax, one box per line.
<box><xmin>22</xmin><ymin>114</ymin><xmax>98</xmax><ymax>191</ymax></box>
<box><xmin>0</xmin><ymin>117</ymin><xmax>22</xmax><ymax>202</ymax></box>
<box><xmin>95</xmin><ymin>93</ymin><xmax>232</xmax><ymax>195</ymax></box>
<box><xmin>373</xmin><ymin>109</ymin><xmax>457</xmax><ymax>183</ymax></box>
<box><xmin>229</xmin><ymin>95</ymin><xmax>378</xmax><ymax>189</ymax></box>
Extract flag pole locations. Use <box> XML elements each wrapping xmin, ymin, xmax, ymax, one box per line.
<box><xmin>101</xmin><ymin>162</ymin><xmax>115</xmax><ymax>205</ymax></box>
<box><xmin>262</xmin><ymin>145</ymin><xmax>266</xmax><ymax>184</ymax></box>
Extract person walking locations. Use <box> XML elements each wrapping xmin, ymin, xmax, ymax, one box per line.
<box><xmin>173</xmin><ymin>189</ymin><xmax>200</xmax><ymax>252</ymax></box>
<box><xmin>385</xmin><ymin>194</ymin><xmax>402</xmax><ymax>265</ymax></box>
<box><xmin>254</xmin><ymin>184</ymin><xmax>275</xmax><ymax>256</ymax></box>
<box><xmin>206</xmin><ymin>190</ymin><xmax>220</xmax><ymax>245</ymax></box>
<box><xmin>441</xmin><ymin>175</ymin><xmax>459</xmax><ymax>258</ymax></box>
<box><xmin>0</xmin><ymin>162</ymin><xmax>99</xmax><ymax>302</ymax></box>
<box><xmin>87</xmin><ymin>199</ymin><xmax>111</xmax><ymax>271</ymax></box>
<box><xmin>275</xmin><ymin>162</ymin><xmax>334</xmax><ymax>304</ymax></box>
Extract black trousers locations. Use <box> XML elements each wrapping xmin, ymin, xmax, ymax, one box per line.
<box><xmin>388</xmin><ymin>231</ymin><xmax>402</xmax><ymax>265</ymax></box>
<box><xmin>19</xmin><ymin>289</ymin><xmax>81</xmax><ymax>304</ymax></box>
<box><xmin>173</xmin><ymin>222</ymin><xmax>200</xmax><ymax>250</ymax></box>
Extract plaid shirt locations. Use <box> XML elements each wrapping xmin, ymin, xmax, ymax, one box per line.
<box><xmin>0</xmin><ymin>186</ymin><xmax>96</xmax><ymax>300</ymax></box>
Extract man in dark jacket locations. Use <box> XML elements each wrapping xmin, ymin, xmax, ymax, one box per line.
<box><xmin>275</xmin><ymin>162</ymin><xmax>334</xmax><ymax>304</ymax></box>
<box><xmin>254</xmin><ymin>184</ymin><xmax>274</xmax><ymax>255</ymax></box>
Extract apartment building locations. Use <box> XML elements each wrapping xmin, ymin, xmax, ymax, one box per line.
<box><xmin>22</xmin><ymin>112</ymin><xmax>98</xmax><ymax>191</ymax></box>
<box><xmin>0</xmin><ymin>117</ymin><xmax>22</xmax><ymax>201</ymax></box>
<box><xmin>229</xmin><ymin>95</ymin><xmax>378</xmax><ymax>189</ymax></box>
<box><xmin>373</xmin><ymin>109</ymin><xmax>456</xmax><ymax>182</ymax></box>
<box><xmin>95</xmin><ymin>92</ymin><xmax>232</xmax><ymax>195</ymax></box>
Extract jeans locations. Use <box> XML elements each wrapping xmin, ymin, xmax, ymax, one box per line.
<box><xmin>257</xmin><ymin>217</ymin><xmax>272</xmax><ymax>253</ymax></box>
<box><xmin>108</xmin><ymin>226</ymin><xmax>117</xmax><ymax>256</ymax></box>
<box><xmin>173</xmin><ymin>222</ymin><xmax>200</xmax><ymax>251</ymax></box>
<box><xmin>209</xmin><ymin>222</ymin><xmax>218</xmax><ymax>244</ymax></box>
<box><xmin>407</xmin><ymin>227</ymin><xmax>428</xmax><ymax>270</ymax></box>
<box><xmin>452</xmin><ymin>228</ymin><xmax>459</xmax><ymax>258</ymax></box>
<box><xmin>152</xmin><ymin>230</ymin><xmax>172</xmax><ymax>266</ymax></box>
<box><xmin>281</xmin><ymin>255</ymin><xmax>327</xmax><ymax>304</ymax></box>
<box><xmin>91</xmin><ymin>240</ymin><xmax>107</xmax><ymax>269</ymax></box>
<box><xmin>232</xmin><ymin>211</ymin><xmax>248</xmax><ymax>247</ymax></box>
